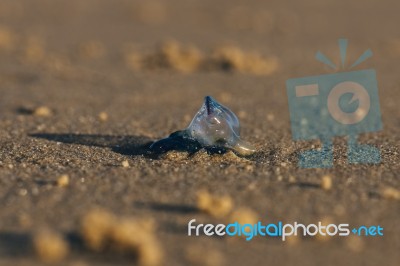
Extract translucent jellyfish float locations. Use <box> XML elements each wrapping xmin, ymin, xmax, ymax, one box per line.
<box><xmin>150</xmin><ymin>96</ymin><xmax>256</xmax><ymax>156</ymax></box>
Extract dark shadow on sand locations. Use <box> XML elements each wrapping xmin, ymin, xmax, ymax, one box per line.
<box><xmin>29</xmin><ymin>133</ymin><xmax>156</xmax><ymax>157</ymax></box>
<box><xmin>0</xmin><ymin>232</ymin><xmax>33</xmax><ymax>258</ymax></box>
<box><xmin>287</xmin><ymin>182</ymin><xmax>321</xmax><ymax>189</ymax></box>
<box><xmin>0</xmin><ymin>231</ymin><xmax>139</xmax><ymax>263</ymax></box>
<box><xmin>134</xmin><ymin>201</ymin><xmax>199</xmax><ymax>214</ymax></box>
<box><xmin>29</xmin><ymin>133</ymin><xmax>242</xmax><ymax>159</ymax></box>
<box><xmin>29</xmin><ymin>133</ymin><xmax>280</xmax><ymax>163</ymax></box>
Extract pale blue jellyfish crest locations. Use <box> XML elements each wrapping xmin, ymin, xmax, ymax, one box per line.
<box><xmin>188</xmin><ymin>96</ymin><xmax>240</xmax><ymax>145</ymax></box>
<box><xmin>150</xmin><ymin>96</ymin><xmax>255</xmax><ymax>156</ymax></box>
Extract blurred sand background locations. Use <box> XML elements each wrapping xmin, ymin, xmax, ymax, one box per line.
<box><xmin>0</xmin><ymin>0</ymin><xmax>399</xmax><ymax>265</ymax></box>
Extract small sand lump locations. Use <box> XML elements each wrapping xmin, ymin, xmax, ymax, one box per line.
<box><xmin>381</xmin><ymin>187</ymin><xmax>400</xmax><ymax>200</ymax></box>
<box><xmin>124</xmin><ymin>41</ymin><xmax>278</xmax><ymax>75</ymax></box>
<box><xmin>196</xmin><ymin>190</ymin><xmax>233</xmax><ymax>218</ymax></box>
<box><xmin>109</xmin><ymin>218</ymin><xmax>163</xmax><ymax>266</ymax></box>
<box><xmin>57</xmin><ymin>174</ymin><xmax>69</xmax><ymax>187</ymax></box>
<box><xmin>33</xmin><ymin>229</ymin><xmax>69</xmax><ymax>263</ymax></box>
<box><xmin>34</xmin><ymin>106</ymin><xmax>52</xmax><ymax>117</ymax></box>
<box><xmin>98</xmin><ymin>111</ymin><xmax>108</xmax><ymax>122</ymax></box>
<box><xmin>81</xmin><ymin>208</ymin><xmax>116</xmax><ymax>251</ymax></box>
<box><xmin>227</xmin><ymin>207</ymin><xmax>259</xmax><ymax>240</ymax></box>
<box><xmin>122</xmin><ymin>160</ymin><xmax>130</xmax><ymax>168</ymax></box>
<box><xmin>321</xmin><ymin>175</ymin><xmax>332</xmax><ymax>191</ymax></box>
<box><xmin>80</xmin><ymin>209</ymin><xmax>163</xmax><ymax>266</ymax></box>
<box><xmin>228</xmin><ymin>207</ymin><xmax>259</xmax><ymax>226</ymax></box>
<box><xmin>159</xmin><ymin>40</ymin><xmax>203</xmax><ymax>73</ymax></box>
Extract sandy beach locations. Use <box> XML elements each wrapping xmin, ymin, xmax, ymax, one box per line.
<box><xmin>0</xmin><ymin>0</ymin><xmax>399</xmax><ymax>265</ymax></box>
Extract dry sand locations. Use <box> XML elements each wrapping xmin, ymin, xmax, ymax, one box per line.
<box><xmin>0</xmin><ymin>0</ymin><xmax>399</xmax><ymax>265</ymax></box>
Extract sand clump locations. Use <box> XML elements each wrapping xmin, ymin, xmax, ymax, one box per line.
<box><xmin>124</xmin><ymin>40</ymin><xmax>279</xmax><ymax>75</ymax></box>
<box><xmin>80</xmin><ymin>208</ymin><xmax>163</xmax><ymax>266</ymax></box>
<box><xmin>196</xmin><ymin>190</ymin><xmax>260</xmax><ymax>238</ymax></box>
<box><xmin>320</xmin><ymin>175</ymin><xmax>332</xmax><ymax>191</ymax></box>
<box><xmin>381</xmin><ymin>187</ymin><xmax>400</xmax><ymax>200</ymax></box>
<box><xmin>196</xmin><ymin>190</ymin><xmax>233</xmax><ymax>218</ymax></box>
<box><xmin>57</xmin><ymin>174</ymin><xmax>69</xmax><ymax>187</ymax></box>
<box><xmin>161</xmin><ymin>150</ymin><xmax>252</xmax><ymax>165</ymax></box>
<box><xmin>98</xmin><ymin>111</ymin><xmax>108</xmax><ymax>122</ymax></box>
<box><xmin>185</xmin><ymin>245</ymin><xmax>225</xmax><ymax>266</ymax></box>
<box><xmin>191</xmin><ymin>150</ymin><xmax>251</xmax><ymax>164</ymax></box>
<box><xmin>208</xmin><ymin>44</ymin><xmax>279</xmax><ymax>75</ymax></box>
<box><xmin>1</xmin><ymin>28</ymin><xmax>278</xmax><ymax>76</ymax></box>
<box><xmin>121</xmin><ymin>160</ymin><xmax>130</xmax><ymax>168</ymax></box>
<box><xmin>159</xmin><ymin>41</ymin><xmax>203</xmax><ymax>73</ymax></box>
<box><xmin>162</xmin><ymin>151</ymin><xmax>190</xmax><ymax>161</ymax></box>
<box><xmin>126</xmin><ymin>40</ymin><xmax>203</xmax><ymax>73</ymax></box>
<box><xmin>34</xmin><ymin>106</ymin><xmax>52</xmax><ymax>117</ymax></box>
<box><xmin>33</xmin><ymin>229</ymin><xmax>69</xmax><ymax>263</ymax></box>
<box><xmin>227</xmin><ymin>207</ymin><xmax>259</xmax><ymax>228</ymax></box>
<box><xmin>80</xmin><ymin>208</ymin><xmax>115</xmax><ymax>251</ymax></box>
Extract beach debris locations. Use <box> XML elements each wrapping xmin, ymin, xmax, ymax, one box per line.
<box><xmin>34</xmin><ymin>106</ymin><xmax>52</xmax><ymax>117</ymax></box>
<box><xmin>196</xmin><ymin>190</ymin><xmax>260</xmax><ymax>232</ymax></box>
<box><xmin>162</xmin><ymin>150</ymin><xmax>190</xmax><ymax>161</ymax></box>
<box><xmin>381</xmin><ymin>187</ymin><xmax>400</xmax><ymax>200</ymax></box>
<box><xmin>226</xmin><ymin>207</ymin><xmax>259</xmax><ymax>241</ymax></box>
<box><xmin>126</xmin><ymin>40</ymin><xmax>203</xmax><ymax>73</ymax></box>
<box><xmin>56</xmin><ymin>174</ymin><xmax>69</xmax><ymax>187</ymax></box>
<box><xmin>124</xmin><ymin>40</ymin><xmax>279</xmax><ymax>75</ymax></box>
<box><xmin>150</xmin><ymin>96</ymin><xmax>256</xmax><ymax>156</ymax></box>
<box><xmin>80</xmin><ymin>209</ymin><xmax>163</xmax><ymax>266</ymax></box>
<box><xmin>208</xmin><ymin>44</ymin><xmax>279</xmax><ymax>75</ymax></box>
<box><xmin>121</xmin><ymin>160</ymin><xmax>130</xmax><ymax>168</ymax></box>
<box><xmin>98</xmin><ymin>111</ymin><xmax>108</xmax><ymax>122</ymax></box>
<box><xmin>157</xmin><ymin>40</ymin><xmax>203</xmax><ymax>73</ymax></box>
<box><xmin>109</xmin><ymin>218</ymin><xmax>162</xmax><ymax>266</ymax></box>
<box><xmin>227</xmin><ymin>207</ymin><xmax>259</xmax><ymax>228</ymax></box>
<box><xmin>80</xmin><ymin>208</ymin><xmax>115</xmax><ymax>251</ymax></box>
<box><xmin>196</xmin><ymin>190</ymin><xmax>233</xmax><ymax>218</ymax></box>
<box><xmin>33</xmin><ymin>229</ymin><xmax>69</xmax><ymax>263</ymax></box>
<box><xmin>320</xmin><ymin>175</ymin><xmax>332</xmax><ymax>191</ymax></box>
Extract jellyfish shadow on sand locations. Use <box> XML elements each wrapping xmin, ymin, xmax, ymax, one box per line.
<box><xmin>28</xmin><ymin>132</ymin><xmax>224</xmax><ymax>159</ymax></box>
